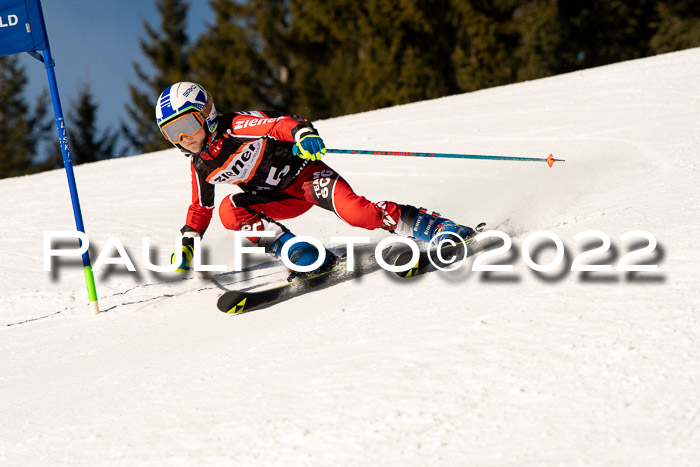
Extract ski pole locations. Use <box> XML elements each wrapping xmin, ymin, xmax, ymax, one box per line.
<box><xmin>326</xmin><ymin>148</ymin><xmax>564</xmax><ymax>167</ymax></box>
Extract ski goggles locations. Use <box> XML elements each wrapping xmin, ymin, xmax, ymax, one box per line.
<box><xmin>160</xmin><ymin>111</ymin><xmax>205</xmax><ymax>144</ymax></box>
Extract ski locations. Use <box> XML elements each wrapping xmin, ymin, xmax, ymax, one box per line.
<box><xmin>393</xmin><ymin>222</ymin><xmax>488</xmax><ymax>278</ymax></box>
<box><xmin>217</xmin><ymin>250</ymin><xmax>390</xmax><ymax>314</ymax></box>
<box><xmin>217</xmin><ymin>223</ymin><xmax>490</xmax><ymax>314</ymax></box>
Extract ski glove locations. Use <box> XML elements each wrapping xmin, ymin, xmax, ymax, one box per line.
<box><xmin>171</xmin><ymin>243</ymin><xmax>195</xmax><ymax>273</ymax></box>
<box><xmin>293</xmin><ymin>130</ymin><xmax>326</xmax><ymax>161</ymax></box>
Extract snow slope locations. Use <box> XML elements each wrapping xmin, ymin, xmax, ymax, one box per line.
<box><xmin>1</xmin><ymin>48</ymin><xmax>699</xmax><ymax>465</ymax></box>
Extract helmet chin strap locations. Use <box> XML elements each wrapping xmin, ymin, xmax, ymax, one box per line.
<box><xmin>175</xmin><ymin>143</ymin><xmax>192</xmax><ymax>156</ymax></box>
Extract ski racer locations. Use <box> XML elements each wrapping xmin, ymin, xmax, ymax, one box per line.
<box><xmin>156</xmin><ymin>81</ymin><xmax>474</xmax><ymax>277</ymax></box>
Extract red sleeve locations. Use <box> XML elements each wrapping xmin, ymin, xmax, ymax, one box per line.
<box><xmin>229</xmin><ymin>111</ymin><xmax>313</xmax><ymax>143</ymax></box>
<box><xmin>183</xmin><ymin>160</ymin><xmax>215</xmax><ymax>236</ymax></box>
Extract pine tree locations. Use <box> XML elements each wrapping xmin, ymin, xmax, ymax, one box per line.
<box><xmin>449</xmin><ymin>0</ymin><xmax>518</xmax><ymax>93</ymax></box>
<box><xmin>41</xmin><ymin>83</ymin><xmax>122</xmax><ymax>170</ymax></box>
<box><xmin>509</xmin><ymin>0</ymin><xmax>564</xmax><ymax>81</ymax></box>
<box><xmin>285</xmin><ymin>0</ymin><xmax>360</xmax><ymax>118</ymax></box>
<box><xmin>182</xmin><ymin>0</ymin><xmax>698</xmax><ymax>123</ymax></box>
<box><xmin>349</xmin><ymin>0</ymin><xmax>455</xmax><ymax>112</ymax></box>
<box><xmin>67</xmin><ymin>83</ymin><xmax>119</xmax><ymax>165</ymax></box>
<box><xmin>123</xmin><ymin>0</ymin><xmax>191</xmax><ymax>154</ymax></box>
<box><xmin>189</xmin><ymin>0</ymin><xmax>294</xmax><ymax>114</ymax></box>
<box><xmin>651</xmin><ymin>1</ymin><xmax>700</xmax><ymax>53</ymax></box>
<box><xmin>0</xmin><ymin>56</ymin><xmax>51</xmax><ymax>179</ymax></box>
<box><xmin>288</xmin><ymin>0</ymin><xmax>459</xmax><ymax>117</ymax></box>
<box><xmin>558</xmin><ymin>0</ymin><xmax>658</xmax><ymax>70</ymax></box>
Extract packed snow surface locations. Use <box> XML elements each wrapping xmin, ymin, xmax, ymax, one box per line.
<box><xmin>1</xmin><ymin>48</ymin><xmax>699</xmax><ymax>465</ymax></box>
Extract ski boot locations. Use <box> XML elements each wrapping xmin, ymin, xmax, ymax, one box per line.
<box><xmin>397</xmin><ymin>206</ymin><xmax>476</xmax><ymax>244</ymax></box>
<box><xmin>268</xmin><ymin>232</ymin><xmax>340</xmax><ymax>282</ymax></box>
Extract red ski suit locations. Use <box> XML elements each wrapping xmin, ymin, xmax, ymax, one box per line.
<box><xmin>181</xmin><ymin>111</ymin><xmax>401</xmax><ymax>241</ymax></box>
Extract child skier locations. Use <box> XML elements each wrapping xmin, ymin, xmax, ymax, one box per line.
<box><xmin>156</xmin><ymin>82</ymin><xmax>474</xmax><ymax>277</ymax></box>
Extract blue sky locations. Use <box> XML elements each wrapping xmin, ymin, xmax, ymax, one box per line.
<box><xmin>19</xmin><ymin>1</ymin><xmax>213</xmax><ymax>156</ymax></box>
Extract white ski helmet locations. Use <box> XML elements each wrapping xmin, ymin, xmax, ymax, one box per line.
<box><xmin>155</xmin><ymin>82</ymin><xmax>218</xmax><ymax>146</ymax></box>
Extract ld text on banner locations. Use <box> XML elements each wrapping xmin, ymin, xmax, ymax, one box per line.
<box><xmin>0</xmin><ymin>0</ymin><xmax>49</xmax><ymax>56</ymax></box>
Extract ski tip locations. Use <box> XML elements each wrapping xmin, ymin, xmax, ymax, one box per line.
<box><xmin>228</xmin><ymin>296</ymin><xmax>247</xmax><ymax>314</ymax></box>
<box><xmin>217</xmin><ymin>293</ymin><xmax>248</xmax><ymax>314</ymax></box>
<box><xmin>394</xmin><ymin>252</ymin><xmax>420</xmax><ymax>278</ymax></box>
